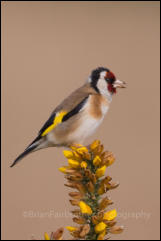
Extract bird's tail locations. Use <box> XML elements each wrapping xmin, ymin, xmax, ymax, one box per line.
<box><xmin>10</xmin><ymin>136</ymin><xmax>43</xmax><ymax>168</ymax></box>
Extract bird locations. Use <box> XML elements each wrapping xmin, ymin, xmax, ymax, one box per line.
<box><xmin>10</xmin><ymin>67</ymin><xmax>126</xmax><ymax>167</ymax></box>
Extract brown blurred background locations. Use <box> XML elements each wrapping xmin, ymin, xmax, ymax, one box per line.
<box><xmin>1</xmin><ymin>1</ymin><xmax>160</xmax><ymax>240</ymax></box>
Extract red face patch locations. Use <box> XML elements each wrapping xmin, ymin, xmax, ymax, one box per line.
<box><xmin>106</xmin><ymin>71</ymin><xmax>116</xmax><ymax>94</ymax></box>
<box><xmin>108</xmin><ymin>83</ymin><xmax>116</xmax><ymax>94</ymax></box>
<box><xmin>105</xmin><ymin>71</ymin><xmax>116</xmax><ymax>81</ymax></box>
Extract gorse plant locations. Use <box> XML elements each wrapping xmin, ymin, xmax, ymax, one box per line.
<box><xmin>43</xmin><ymin>140</ymin><xmax>123</xmax><ymax>240</ymax></box>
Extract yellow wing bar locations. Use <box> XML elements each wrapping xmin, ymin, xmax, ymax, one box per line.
<box><xmin>41</xmin><ymin>111</ymin><xmax>67</xmax><ymax>137</ymax></box>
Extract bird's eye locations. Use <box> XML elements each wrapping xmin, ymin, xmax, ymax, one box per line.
<box><xmin>105</xmin><ymin>71</ymin><xmax>116</xmax><ymax>84</ymax></box>
<box><xmin>106</xmin><ymin>77</ymin><xmax>115</xmax><ymax>85</ymax></box>
<box><xmin>107</xmin><ymin>78</ymin><xmax>114</xmax><ymax>84</ymax></box>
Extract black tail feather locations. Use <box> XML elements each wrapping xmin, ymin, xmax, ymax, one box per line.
<box><xmin>25</xmin><ymin>135</ymin><xmax>41</xmax><ymax>150</ymax></box>
<box><xmin>10</xmin><ymin>144</ymin><xmax>38</xmax><ymax>168</ymax></box>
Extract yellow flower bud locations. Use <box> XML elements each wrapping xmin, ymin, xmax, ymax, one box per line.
<box><xmin>70</xmin><ymin>144</ymin><xmax>83</xmax><ymax>150</ymax></box>
<box><xmin>58</xmin><ymin>166</ymin><xmax>68</xmax><ymax>174</ymax></box>
<box><xmin>103</xmin><ymin>209</ymin><xmax>117</xmax><ymax>221</ymax></box>
<box><xmin>96</xmin><ymin>165</ymin><xmax>106</xmax><ymax>178</ymax></box>
<box><xmin>44</xmin><ymin>232</ymin><xmax>50</xmax><ymax>240</ymax></box>
<box><xmin>80</xmin><ymin>161</ymin><xmax>88</xmax><ymax>169</ymax></box>
<box><xmin>76</xmin><ymin>147</ymin><xmax>89</xmax><ymax>155</ymax></box>
<box><xmin>63</xmin><ymin>150</ymin><xmax>74</xmax><ymax>159</ymax></box>
<box><xmin>93</xmin><ymin>156</ymin><xmax>102</xmax><ymax>166</ymax></box>
<box><xmin>66</xmin><ymin>226</ymin><xmax>78</xmax><ymax>232</ymax></box>
<box><xmin>73</xmin><ymin>150</ymin><xmax>81</xmax><ymax>159</ymax></box>
<box><xmin>79</xmin><ymin>201</ymin><xmax>92</xmax><ymax>215</ymax></box>
<box><xmin>90</xmin><ymin>140</ymin><xmax>101</xmax><ymax>151</ymax></box>
<box><xmin>95</xmin><ymin>222</ymin><xmax>107</xmax><ymax>233</ymax></box>
<box><xmin>68</xmin><ymin>159</ymin><xmax>80</xmax><ymax>168</ymax></box>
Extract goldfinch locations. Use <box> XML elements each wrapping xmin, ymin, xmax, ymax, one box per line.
<box><xmin>11</xmin><ymin>67</ymin><xmax>126</xmax><ymax>167</ymax></box>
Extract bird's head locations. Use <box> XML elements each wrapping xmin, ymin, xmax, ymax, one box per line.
<box><xmin>88</xmin><ymin>67</ymin><xmax>126</xmax><ymax>97</ymax></box>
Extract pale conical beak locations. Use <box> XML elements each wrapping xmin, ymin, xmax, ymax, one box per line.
<box><xmin>113</xmin><ymin>79</ymin><xmax>126</xmax><ymax>88</ymax></box>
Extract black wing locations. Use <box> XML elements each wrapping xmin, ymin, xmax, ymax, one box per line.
<box><xmin>25</xmin><ymin>112</ymin><xmax>56</xmax><ymax>149</ymax></box>
<box><xmin>38</xmin><ymin>112</ymin><xmax>56</xmax><ymax>136</ymax></box>
<box><xmin>62</xmin><ymin>96</ymin><xmax>88</xmax><ymax>122</ymax></box>
<box><xmin>26</xmin><ymin>96</ymin><xmax>89</xmax><ymax>149</ymax></box>
<box><xmin>37</xmin><ymin>96</ymin><xmax>89</xmax><ymax>137</ymax></box>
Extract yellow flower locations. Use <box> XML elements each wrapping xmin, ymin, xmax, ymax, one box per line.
<box><xmin>68</xmin><ymin>159</ymin><xmax>80</xmax><ymax>168</ymax></box>
<box><xmin>93</xmin><ymin>155</ymin><xmax>102</xmax><ymax>166</ymax></box>
<box><xmin>70</xmin><ymin>144</ymin><xmax>83</xmax><ymax>150</ymax></box>
<box><xmin>97</xmin><ymin>230</ymin><xmax>106</xmax><ymax>240</ymax></box>
<box><xmin>44</xmin><ymin>232</ymin><xmax>50</xmax><ymax>240</ymax></box>
<box><xmin>63</xmin><ymin>150</ymin><xmax>75</xmax><ymax>159</ymax></box>
<box><xmin>96</xmin><ymin>165</ymin><xmax>106</xmax><ymax>178</ymax></box>
<box><xmin>95</xmin><ymin>222</ymin><xmax>107</xmax><ymax>233</ymax></box>
<box><xmin>103</xmin><ymin>209</ymin><xmax>117</xmax><ymax>221</ymax></box>
<box><xmin>58</xmin><ymin>166</ymin><xmax>68</xmax><ymax>174</ymax></box>
<box><xmin>73</xmin><ymin>150</ymin><xmax>81</xmax><ymax>159</ymax></box>
<box><xmin>66</xmin><ymin>226</ymin><xmax>78</xmax><ymax>232</ymax></box>
<box><xmin>79</xmin><ymin>201</ymin><xmax>92</xmax><ymax>215</ymax></box>
<box><xmin>76</xmin><ymin>147</ymin><xmax>89</xmax><ymax>155</ymax></box>
<box><xmin>90</xmin><ymin>140</ymin><xmax>101</xmax><ymax>151</ymax></box>
<box><xmin>80</xmin><ymin>161</ymin><xmax>88</xmax><ymax>169</ymax></box>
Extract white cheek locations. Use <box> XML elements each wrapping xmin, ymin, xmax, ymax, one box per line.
<box><xmin>97</xmin><ymin>79</ymin><xmax>112</xmax><ymax>102</ymax></box>
<box><xmin>100</xmin><ymin>71</ymin><xmax>107</xmax><ymax>78</ymax></box>
<box><xmin>97</xmin><ymin>78</ymin><xmax>107</xmax><ymax>91</ymax></box>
